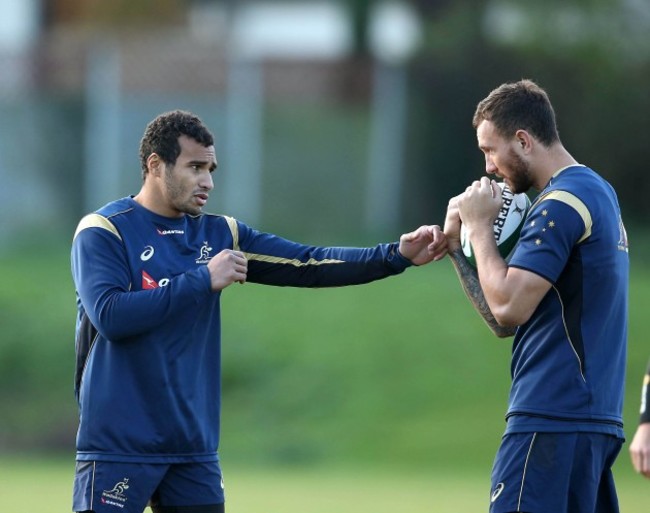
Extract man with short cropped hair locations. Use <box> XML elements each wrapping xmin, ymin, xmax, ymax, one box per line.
<box><xmin>444</xmin><ymin>80</ymin><xmax>628</xmax><ymax>513</ymax></box>
<box><xmin>70</xmin><ymin>110</ymin><xmax>447</xmax><ymax>513</ymax></box>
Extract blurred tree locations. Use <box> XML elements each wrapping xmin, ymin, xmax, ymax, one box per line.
<box><xmin>401</xmin><ymin>0</ymin><xmax>650</xmax><ymax>226</ymax></box>
<box><xmin>346</xmin><ymin>0</ymin><xmax>372</xmax><ymax>58</ymax></box>
<box><xmin>400</xmin><ymin>1</ymin><xmax>518</xmax><ymax>226</ymax></box>
<box><xmin>337</xmin><ymin>0</ymin><xmax>374</xmax><ymax>101</ymax></box>
<box><xmin>470</xmin><ymin>0</ymin><xmax>650</xmax><ymax>220</ymax></box>
<box><xmin>43</xmin><ymin>0</ymin><xmax>185</xmax><ymax>26</ymax></box>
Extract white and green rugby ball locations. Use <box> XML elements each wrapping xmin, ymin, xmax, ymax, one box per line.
<box><xmin>460</xmin><ymin>182</ymin><xmax>531</xmax><ymax>267</ymax></box>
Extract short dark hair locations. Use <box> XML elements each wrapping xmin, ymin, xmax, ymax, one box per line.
<box><xmin>139</xmin><ymin>110</ymin><xmax>214</xmax><ymax>179</ymax></box>
<box><xmin>472</xmin><ymin>79</ymin><xmax>560</xmax><ymax>146</ymax></box>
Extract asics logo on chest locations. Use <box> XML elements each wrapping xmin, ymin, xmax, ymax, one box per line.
<box><xmin>140</xmin><ymin>246</ymin><xmax>154</xmax><ymax>261</ymax></box>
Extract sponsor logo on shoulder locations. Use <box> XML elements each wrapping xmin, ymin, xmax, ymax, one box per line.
<box><xmin>101</xmin><ymin>477</ymin><xmax>129</xmax><ymax>508</ymax></box>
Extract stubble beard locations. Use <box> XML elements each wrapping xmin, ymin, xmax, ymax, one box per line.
<box><xmin>164</xmin><ymin>166</ymin><xmax>201</xmax><ymax>216</ymax></box>
<box><xmin>506</xmin><ymin>149</ymin><xmax>534</xmax><ymax>194</ymax></box>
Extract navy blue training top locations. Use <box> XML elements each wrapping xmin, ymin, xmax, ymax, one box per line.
<box><xmin>71</xmin><ymin>197</ymin><xmax>412</xmax><ymax>463</ymax></box>
<box><xmin>506</xmin><ymin>166</ymin><xmax>628</xmax><ymax>437</ymax></box>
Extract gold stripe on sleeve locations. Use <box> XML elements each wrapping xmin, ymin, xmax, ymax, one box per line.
<box><xmin>244</xmin><ymin>253</ymin><xmax>345</xmax><ymax>267</ymax></box>
<box><xmin>224</xmin><ymin>216</ymin><xmax>240</xmax><ymax>251</ymax></box>
<box><xmin>73</xmin><ymin>214</ymin><xmax>121</xmax><ymax>241</ymax></box>
<box><xmin>223</xmin><ymin>216</ymin><xmax>344</xmax><ymax>266</ymax></box>
<box><xmin>538</xmin><ymin>190</ymin><xmax>592</xmax><ymax>243</ymax></box>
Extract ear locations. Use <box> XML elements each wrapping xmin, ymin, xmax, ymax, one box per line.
<box><xmin>514</xmin><ymin>130</ymin><xmax>533</xmax><ymax>153</ymax></box>
<box><xmin>146</xmin><ymin>153</ymin><xmax>164</xmax><ymax>177</ymax></box>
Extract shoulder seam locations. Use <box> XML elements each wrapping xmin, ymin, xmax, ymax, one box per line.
<box><xmin>533</xmin><ymin>190</ymin><xmax>592</xmax><ymax>243</ymax></box>
<box><xmin>223</xmin><ymin>216</ymin><xmax>239</xmax><ymax>250</ymax></box>
<box><xmin>73</xmin><ymin>213</ymin><xmax>122</xmax><ymax>242</ymax></box>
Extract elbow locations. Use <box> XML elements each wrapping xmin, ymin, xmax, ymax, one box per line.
<box><xmin>92</xmin><ymin>299</ymin><xmax>141</xmax><ymax>341</ymax></box>
<box><xmin>490</xmin><ymin>304</ymin><xmax>530</xmax><ymax>330</ymax></box>
<box><xmin>492</xmin><ymin>325</ymin><xmax>516</xmax><ymax>338</ymax></box>
<box><xmin>92</xmin><ymin>316</ymin><xmax>132</xmax><ymax>341</ymax></box>
<box><xmin>97</xmin><ymin>326</ymin><xmax>131</xmax><ymax>342</ymax></box>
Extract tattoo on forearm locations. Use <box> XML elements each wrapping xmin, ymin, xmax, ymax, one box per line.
<box><xmin>449</xmin><ymin>248</ymin><xmax>515</xmax><ymax>337</ymax></box>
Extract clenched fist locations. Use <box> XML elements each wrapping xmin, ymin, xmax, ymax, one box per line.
<box><xmin>207</xmin><ymin>249</ymin><xmax>248</xmax><ymax>291</ymax></box>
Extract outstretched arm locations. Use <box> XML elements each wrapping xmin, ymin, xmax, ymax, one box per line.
<box><xmin>233</xmin><ymin>219</ymin><xmax>438</xmax><ymax>288</ymax></box>
<box><xmin>398</xmin><ymin>224</ymin><xmax>448</xmax><ymax>265</ymax></box>
<box><xmin>444</xmin><ymin>194</ymin><xmax>515</xmax><ymax>338</ymax></box>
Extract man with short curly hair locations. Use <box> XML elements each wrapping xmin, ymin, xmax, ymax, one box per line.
<box><xmin>70</xmin><ymin>110</ymin><xmax>447</xmax><ymax>513</ymax></box>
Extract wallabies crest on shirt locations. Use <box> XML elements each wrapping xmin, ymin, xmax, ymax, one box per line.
<box><xmin>196</xmin><ymin>241</ymin><xmax>213</xmax><ymax>264</ymax></box>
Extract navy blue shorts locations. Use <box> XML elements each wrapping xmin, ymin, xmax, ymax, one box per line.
<box><xmin>489</xmin><ymin>432</ymin><xmax>622</xmax><ymax>513</ymax></box>
<box><xmin>72</xmin><ymin>460</ymin><xmax>225</xmax><ymax>513</ymax></box>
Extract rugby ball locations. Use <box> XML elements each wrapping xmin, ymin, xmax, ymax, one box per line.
<box><xmin>460</xmin><ymin>182</ymin><xmax>530</xmax><ymax>267</ymax></box>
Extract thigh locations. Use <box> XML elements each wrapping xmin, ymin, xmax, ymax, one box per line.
<box><xmin>150</xmin><ymin>461</ymin><xmax>225</xmax><ymax>512</ymax></box>
<box><xmin>72</xmin><ymin>460</ymin><xmax>168</xmax><ymax>513</ymax></box>
<box><xmin>489</xmin><ymin>432</ymin><xmax>623</xmax><ymax>513</ymax></box>
<box><xmin>490</xmin><ymin>432</ymin><xmax>573</xmax><ymax>513</ymax></box>
<box><xmin>569</xmin><ymin>433</ymin><xmax>622</xmax><ymax>513</ymax></box>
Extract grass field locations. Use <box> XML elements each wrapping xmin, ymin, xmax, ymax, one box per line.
<box><xmin>2</xmin><ymin>237</ymin><xmax>650</xmax><ymax>511</ymax></box>
<box><xmin>0</xmin><ymin>456</ymin><xmax>648</xmax><ymax>513</ymax></box>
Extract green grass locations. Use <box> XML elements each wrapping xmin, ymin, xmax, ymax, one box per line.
<box><xmin>0</xmin><ymin>456</ymin><xmax>648</xmax><ymax>513</ymax></box>
<box><xmin>1</xmin><ymin>233</ymin><xmax>650</xmax><ymax>511</ymax></box>
<box><xmin>227</xmin><ymin>464</ymin><xmax>650</xmax><ymax>513</ymax></box>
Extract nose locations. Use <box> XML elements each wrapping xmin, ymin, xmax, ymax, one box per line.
<box><xmin>485</xmin><ymin>155</ymin><xmax>497</xmax><ymax>175</ymax></box>
<box><xmin>200</xmin><ymin>170</ymin><xmax>214</xmax><ymax>191</ymax></box>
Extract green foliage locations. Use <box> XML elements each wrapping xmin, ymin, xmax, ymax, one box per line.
<box><xmin>219</xmin><ymin>262</ymin><xmax>510</xmax><ymax>468</ymax></box>
<box><xmin>404</xmin><ymin>1</ymin><xmax>650</xmax><ymax>226</ymax></box>
<box><xmin>0</xmin><ymin>246</ymin><xmax>78</xmax><ymax>449</ymax></box>
<box><xmin>261</xmin><ymin>103</ymin><xmax>370</xmax><ymax>241</ymax></box>
<box><xmin>70</xmin><ymin>0</ymin><xmax>185</xmax><ymax>26</ymax></box>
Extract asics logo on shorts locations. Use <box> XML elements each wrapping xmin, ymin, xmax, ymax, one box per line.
<box><xmin>491</xmin><ymin>482</ymin><xmax>505</xmax><ymax>503</ymax></box>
